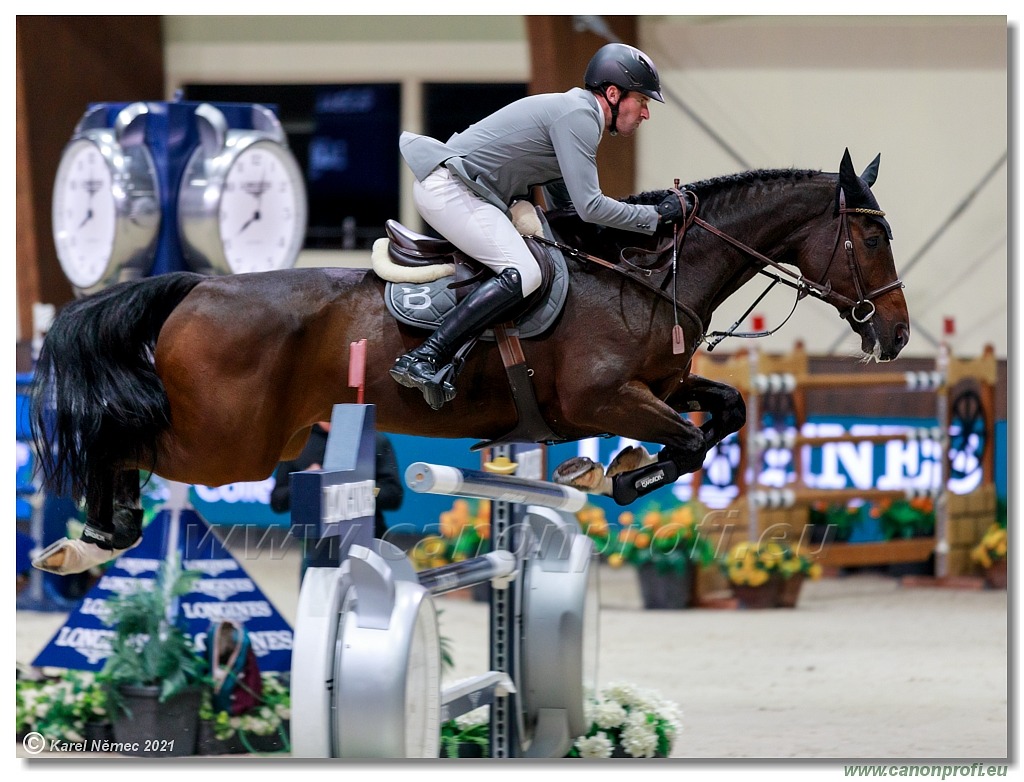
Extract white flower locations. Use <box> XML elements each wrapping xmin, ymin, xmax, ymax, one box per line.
<box><xmin>621</xmin><ymin>712</ymin><xmax>659</xmax><ymax>758</ymax></box>
<box><xmin>592</xmin><ymin>699</ymin><xmax>628</xmax><ymax>729</ymax></box>
<box><xmin>454</xmin><ymin>705</ymin><xmax>489</xmax><ymax>728</ymax></box>
<box><xmin>575</xmin><ymin>731</ymin><xmax>615</xmax><ymax>758</ymax></box>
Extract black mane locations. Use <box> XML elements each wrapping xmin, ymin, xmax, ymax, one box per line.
<box><xmin>624</xmin><ymin>168</ymin><xmax>825</xmax><ymax>206</ymax></box>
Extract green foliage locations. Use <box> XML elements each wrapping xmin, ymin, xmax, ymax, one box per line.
<box><xmin>97</xmin><ymin>555</ymin><xmax>208</xmax><ymax>717</ymax></box>
<box><xmin>17</xmin><ymin>671</ymin><xmax>108</xmax><ymax>742</ymax></box>
<box><xmin>440</xmin><ymin>711</ymin><xmax>490</xmax><ymax>757</ymax></box>
<box><xmin>874</xmin><ymin>497</ymin><xmax>935</xmax><ymax>540</ymax></box>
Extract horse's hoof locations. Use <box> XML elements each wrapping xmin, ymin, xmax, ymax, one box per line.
<box><xmin>31</xmin><ymin>537</ymin><xmax>140</xmax><ymax>575</ymax></box>
<box><xmin>553</xmin><ymin>457</ymin><xmax>612</xmax><ymax>494</ymax></box>
<box><xmin>606</xmin><ymin>444</ymin><xmax>657</xmax><ymax>477</ymax></box>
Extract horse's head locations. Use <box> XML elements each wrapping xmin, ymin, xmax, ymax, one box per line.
<box><xmin>806</xmin><ymin>149</ymin><xmax>910</xmax><ymax>361</ymax></box>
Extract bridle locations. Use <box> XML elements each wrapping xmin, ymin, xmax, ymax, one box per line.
<box><xmin>818</xmin><ymin>187</ymin><xmax>904</xmax><ymax>324</ymax></box>
<box><xmin>531</xmin><ymin>182</ymin><xmax>904</xmax><ymax>349</ymax></box>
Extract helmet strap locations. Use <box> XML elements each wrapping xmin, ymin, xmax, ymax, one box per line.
<box><xmin>603</xmin><ymin>86</ymin><xmax>624</xmax><ymax>136</ymax></box>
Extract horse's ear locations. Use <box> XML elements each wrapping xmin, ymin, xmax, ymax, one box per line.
<box><xmin>836</xmin><ymin>148</ymin><xmax>855</xmax><ymax>215</ymax></box>
<box><xmin>861</xmin><ymin>154</ymin><xmax>881</xmax><ymax>187</ymax></box>
<box><xmin>839</xmin><ymin>148</ymin><xmax>856</xmax><ymax>185</ymax></box>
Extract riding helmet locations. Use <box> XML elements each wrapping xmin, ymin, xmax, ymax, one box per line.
<box><xmin>584</xmin><ymin>43</ymin><xmax>664</xmax><ymax>103</ymax></box>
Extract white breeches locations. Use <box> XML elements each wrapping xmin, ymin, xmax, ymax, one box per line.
<box><xmin>412</xmin><ymin>166</ymin><xmax>543</xmax><ymax>296</ymax></box>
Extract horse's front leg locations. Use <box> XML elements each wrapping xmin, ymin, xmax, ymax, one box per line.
<box><xmin>553</xmin><ymin>380</ymin><xmax>708</xmax><ymax>505</ymax></box>
<box><xmin>664</xmin><ymin>374</ymin><xmax>746</xmax><ymax>450</ymax></box>
<box><xmin>32</xmin><ymin>469</ymin><xmax>143</xmax><ymax>575</ymax></box>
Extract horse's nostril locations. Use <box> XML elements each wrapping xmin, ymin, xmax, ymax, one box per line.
<box><xmin>895</xmin><ymin>323</ymin><xmax>910</xmax><ymax>348</ymax></box>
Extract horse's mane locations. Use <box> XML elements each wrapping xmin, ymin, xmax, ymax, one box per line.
<box><xmin>624</xmin><ymin>167</ymin><xmax>825</xmax><ymax>206</ymax></box>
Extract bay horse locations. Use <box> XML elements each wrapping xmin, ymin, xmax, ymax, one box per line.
<box><xmin>31</xmin><ymin>148</ymin><xmax>908</xmax><ymax>574</ymax></box>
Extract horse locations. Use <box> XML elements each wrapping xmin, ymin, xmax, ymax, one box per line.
<box><xmin>30</xmin><ymin>148</ymin><xmax>908</xmax><ymax>575</ymax></box>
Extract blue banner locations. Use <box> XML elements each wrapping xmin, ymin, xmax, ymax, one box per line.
<box><xmin>32</xmin><ymin>507</ymin><xmax>293</xmax><ymax>673</ymax></box>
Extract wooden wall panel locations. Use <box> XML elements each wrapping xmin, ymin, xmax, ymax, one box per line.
<box><xmin>16</xmin><ymin>16</ymin><xmax>164</xmax><ymax>341</ymax></box>
<box><xmin>525</xmin><ymin>15</ymin><xmax>639</xmax><ymax>202</ymax></box>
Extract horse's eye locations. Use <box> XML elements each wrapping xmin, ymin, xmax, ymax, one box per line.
<box><xmin>864</xmin><ymin>236</ymin><xmax>879</xmax><ymax>249</ymax></box>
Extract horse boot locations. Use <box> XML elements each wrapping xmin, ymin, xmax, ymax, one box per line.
<box><xmin>390</xmin><ymin>267</ymin><xmax>525</xmax><ymax>410</ymax></box>
<box><xmin>32</xmin><ymin>508</ymin><xmax>144</xmax><ymax>575</ymax></box>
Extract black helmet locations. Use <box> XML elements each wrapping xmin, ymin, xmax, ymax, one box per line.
<box><xmin>584</xmin><ymin>43</ymin><xmax>664</xmax><ymax>103</ymax></box>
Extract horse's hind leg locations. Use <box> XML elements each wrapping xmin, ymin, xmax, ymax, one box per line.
<box><xmin>32</xmin><ymin>469</ymin><xmax>142</xmax><ymax>575</ymax></box>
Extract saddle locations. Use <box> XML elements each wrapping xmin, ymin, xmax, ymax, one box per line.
<box><xmin>375</xmin><ymin>204</ymin><xmax>567</xmax><ymax>449</ymax></box>
<box><xmin>384</xmin><ymin>216</ymin><xmax>556</xmax><ymax>311</ymax></box>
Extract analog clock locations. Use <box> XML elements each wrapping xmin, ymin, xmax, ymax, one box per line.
<box><xmin>177</xmin><ymin>103</ymin><xmax>307</xmax><ymax>275</ymax></box>
<box><xmin>51</xmin><ymin>102</ymin><xmax>161</xmax><ymax>295</ymax></box>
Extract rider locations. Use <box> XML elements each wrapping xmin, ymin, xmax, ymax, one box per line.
<box><xmin>390</xmin><ymin>42</ymin><xmax>687</xmax><ymax>409</ymax></box>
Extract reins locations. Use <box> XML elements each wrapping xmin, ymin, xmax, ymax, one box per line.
<box><xmin>533</xmin><ymin>182</ymin><xmax>903</xmax><ymax>352</ymax></box>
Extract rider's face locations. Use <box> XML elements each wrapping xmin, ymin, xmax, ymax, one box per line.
<box><xmin>612</xmin><ymin>92</ymin><xmax>651</xmax><ymax>136</ymax></box>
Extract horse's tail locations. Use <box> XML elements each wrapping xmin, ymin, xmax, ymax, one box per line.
<box><xmin>30</xmin><ymin>272</ymin><xmax>205</xmax><ymax>499</ymax></box>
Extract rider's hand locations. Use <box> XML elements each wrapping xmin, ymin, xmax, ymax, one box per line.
<box><xmin>656</xmin><ymin>193</ymin><xmax>686</xmax><ymax>224</ymax></box>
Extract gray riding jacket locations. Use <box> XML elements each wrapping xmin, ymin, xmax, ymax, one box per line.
<box><xmin>400</xmin><ymin>88</ymin><xmax>658</xmax><ymax>235</ymax></box>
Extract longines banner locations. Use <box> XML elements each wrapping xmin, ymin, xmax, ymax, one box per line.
<box><xmin>32</xmin><ymin>508</ymin><xmax>293</xmax><ymax>673</ymax></box>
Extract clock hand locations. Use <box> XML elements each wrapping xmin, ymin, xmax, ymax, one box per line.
<box><xmin>238</xmin><ymin>210</ymin><xmax>261</xmax><ymax>235</ymax></box>
<box><xmin>79</xmin><ymin>208</ymin><xmax>94</xmax><ymax>228</ymax></box>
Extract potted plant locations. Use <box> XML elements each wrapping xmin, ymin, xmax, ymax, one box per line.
<box><xmin>720</xmin><ymin>540</ymin><xmax>821</xmax><ymax>608</ymax></box>
<box><xmin>98</xmin><ymin>554</ymin><xmax>207</xmax><ymax>757</ymax></box>
<box><xmin>808</xmin><ymin>501</ymin><xmax>858</xmax><ymax>544</ymax></box>
<box><xmin>874</xmin><ymin>496</ymin><xmax>936</xmax><ymax>540</ymax></box>
<box><xmin>872</xmin><ymin>497</ymin><xmax>936</xmax><ymax>577</ymax></box>
<box><xmin>971</xmin><ymin>523</ymin><xmax>1007</xmax><ymax>589</ymax></box>
<box><xmin>578</xmin><ymin>502</ymin><xmax>716</xmax><ymax>609</ymax></box>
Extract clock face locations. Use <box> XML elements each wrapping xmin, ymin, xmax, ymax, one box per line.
<box><xmin>218</xmin><ymin>140</ymin><xmax>306</xmax><ymax>273</ymax></box>
<box><xmin>52</xmin><ymin>139</ymin><xmax>117</xmax><ymax>289</ymax></box>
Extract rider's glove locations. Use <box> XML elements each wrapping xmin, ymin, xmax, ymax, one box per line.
<box><xmin>655</xmin><ymin>193</ymin><xmax>686</xmax><ymax>224</ymax></box>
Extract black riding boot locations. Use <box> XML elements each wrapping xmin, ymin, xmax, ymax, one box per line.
<box><xmin>391</xmin><ymin>268</ymin><xmax>525</xmax><ymax>409</ymax></box>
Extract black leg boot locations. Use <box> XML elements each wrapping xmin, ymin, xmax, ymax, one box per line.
<box><xmin>391</xmin><ymin>268</ymin><xmax>525</xmax><ymax>409</ymax></box>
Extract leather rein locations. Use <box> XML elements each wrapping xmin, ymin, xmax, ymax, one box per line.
<box><xmin>532</xmin><ymin>186</ymin><xmax>903</xmax><ymax>348</ymax></box>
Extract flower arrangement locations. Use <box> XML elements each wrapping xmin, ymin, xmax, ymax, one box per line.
<box><xmin>198</xmin><ymin>672</ymin><xmax>291</xmax><ymax>753</ymax></box>
<box><xmin>720</xmin><ymin>540</ymin><xmax>822</xmax><ymax>587</ymax></box>
<box><xmin>17</xmin><ymin>670</ymin><xmax>109</xmax><ymax>743</ymax></box>
<box><xmin>439</xmin><ymin>682</ymin><xmax>682</xmax><ymax>758</ymax></box>
<box><xmin>808</xmin><ymin>501</ymin><xmax>860</xmax><ymax>542</ymax></box>
<box><xmin>410</xmin><ymin>498</ymin><xmax>491</xmax><ymax>570</ymax></box>
<box><xmin>577</xmin><ymin>501</ymin><xmax>716</xmax><ymax>575</ymax></box>
<box><xmin>568</xmin><ymin>682</ymin><xmax>682</xmax><ymax>758</ymax></box>
<box><xmin>872</xmin><ymin>496</ymin><xmax>936</xmax><ymax>540</ymax></box>
<box><xmin>971</xmin><ymin>523</ymin><xmax>1007</xmax><ymax>570</ymax></box>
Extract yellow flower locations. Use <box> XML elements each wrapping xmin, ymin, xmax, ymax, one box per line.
<box><xmin>608</xmin><ymin>553</ymin><xmax>624</xmax><ymax>568</ymax></box>
<box><xmin>971</xmin><ymin>524</ymin><xmax>1007</xmax><ymax>569</ymax></box>
<box><xmin>439</xmin><ymin>511</ymin><xmax>458</xmax><ymax>539</ymax></box>
<box><xmin>642</xmin><ymin>511</ymin><xmax>662</xmax><ymax>530</ymax></box>
<box><xmin>669</xmin><ymin>505</ymin><xmax>694</xmax><ymax>527</ymax></box>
